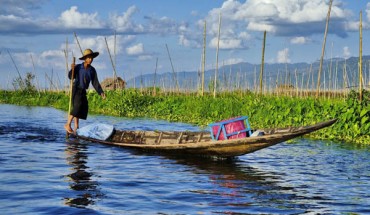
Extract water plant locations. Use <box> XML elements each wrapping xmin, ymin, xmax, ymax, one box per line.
<box><xmin>0</xmin><ymin>89</ymin><xmax>369</xmax><ymax>144</ymax></box>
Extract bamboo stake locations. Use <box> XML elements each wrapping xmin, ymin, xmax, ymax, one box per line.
<box><xmin>165</xmin><ymin>44</ymin><xmax>179</xmax><ymax>91</ymax></box>
<box><xmin>343</xmin><ymin>59</ymin><xmax>347</xmax><ymax>88</ymax></box>
<box><xmin>114</xmin><ymin>31</ymin><xmax>117</xmax><ymax>76</ymax></box>
<box><xmin>316</xmin><ymin>0</ymin><xmax>333</xmax><ymax>97</ymax></box>
<box><xmin>359</xmin><ymin>11</ymin><xmax>363</xmax><ymax>102</ymax></box>
<box><xmin>335</xmin><ymin>60</ymin><xmax>338</xmax><ymax>97</ymax></box>
<box><xmin>64</xmin><ymin>37</ymin><xmax>69</xmax><ymax>92</ymax></box>
<box><xmin>323</xmin><ymin>64</ymin><xmax>326</xmax><ymax>98</ymax></box>
<box><xmin>64</xmin><ymin>49</ymin><xmax>69</xmax><ymax>91</ymax></box>
<box><xmin>7</xmin><ymin>50</ymin><xmax>24</xmax><ymax>90</ymax></box>
<box><xmin>301</xmin><ymin>71</ymin><xmax>305</xmax><ymax>97</ymax></box>
<box><xmin>222</xmin><ymin>61</ymin><xmax>226</xmax><ymax>92</ymax></box>
<box><xmin>153</xmin><ymin>57</ymin><xmax>158</xmax><ymax>96</ymax></box>
<box><xmin>74</xmin><ymin>32</ymin><xmax>83</xmax><ymax>55</ymax></box>
<box><xmin>259</xmin><ymin>30</ymin><xmax>266</xmax><ymax>95</ymax></box>
<box><xmin>310</xmin><ymin>63</ymin><xmax>314</xmax><ymax>91</ymax></box>
<box><xmin>140</xmin><ymin>73</ymin><xmax>143</xmax><ymax>93</ymax></box>
<box><xmin>35</xmin><ymin>73</ymin><xmax>41</xmax><ymax>93</ymax></box>
<box><xmin>105</xmin><ymin>37</ymin><xmax>118</xmax><ymax>90</ymax></box>
<box><xmin>228</xmin><ymin>64</ymin><xmax>232</xmax><ymax>92</ymax></box>
<box><xmin>197</xmin><ymin>54</ymin><xmax>202</xmax><ymax>93</ymax></box>
<box><xmin>329</xmin><ymin>42</ymin><xmax>333</xmax><ymax>92</ymax></box>
<box><xmin>46</xmin><ymin>70</ymin><xmax>57</xmax><ymax>91</ymax></box>
<box><xmin>253</xmin><ymin>66</ymin><xmax>257</xmax><ymax>93</ymax></box>
<box><xmin>294</xmin><ymin>69</ymin><xmax>298</xmax><ymax>97</ymax></box>
<box><xmin>30</xmin><ymin>54</ymin><xmax>40</xmax><ymax>94</ymax></box>
<box><xmin>201</xmin><ymin>20</ymin><xmax>206</xmax><ymax>96</ymax></box>
<box><xmin>306</xmin><ymin>66</ymin><xmax>311</xmax><ymax>96</ymax></box>
<box><xmin>213</xmin><ymin>12</ymin><xmax>221</xmax><ymax>98</ymax></box>
<box><xmin>55</xmin><ymin>70</ymin><xmax>62</xmax><ymax>92</ymax></box>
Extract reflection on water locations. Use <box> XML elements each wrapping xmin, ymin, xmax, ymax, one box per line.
<box><xmin>165</xmin><ymin>156</ymin><xmax>313</xmax><ymax>213</ymax></box>
<box><xmin>1</xmin><ymin>104</ymin><xmax>370</xmax><ymax>214</ymax></box>
<box><xmin>64</xmin><ymin>139</ymin><xmax>103</xmax><ymax>208</ymax></box>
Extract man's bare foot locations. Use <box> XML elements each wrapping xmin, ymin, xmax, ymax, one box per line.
<box><xmin>64</xmin><ymin>124</ymin><xmax>74</xmax><ymax>134</ymax></box>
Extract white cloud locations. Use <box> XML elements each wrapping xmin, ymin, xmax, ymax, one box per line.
<box><xmin>109</xmin><ymin>6</ymin><xmax>144</xmax><ymax>33</ymax></box>
<box><xmin>290</xmin><ymin>37</ymin><xmax>308</xmax><ymax>44</ymax></box>
<box><xmin>179</xmin><ymin>35</ymin><xmax>191</xmax><ymax>47</ymax></box>
<box><xmin>238</xmin><ymin>32</ymin><xmax>251</xmax><ymax>40</ymax></box>
<box><xmin>209</xmin><ymin>37</ymin><xmax>242</xmax><ymax>49</ymax></box>
<box><xmin>345</xmin><ymin>20</ymin><xmax>360</xmax><ymax>31</ymax></box>
<box><xmin>58</xmin><ymin>6</ymin><xmax>103</xmax><ymax>28</ymax></box>
<box><xmin>39</xmin><ymin>50</ymin><xmax>66</xmax><ymax>68</ymax></box>
<box><xmin>8</xmin><ymin>51</ymin><xmax>66</xmax><ymax>73</ymax></box>
<box><xmin>343</xmin><ymin>46</ymin><xmax>351</xmax><ymax>59</ymax></box>
<box><xmin>223</xmin><ymin>58</ymin><xmax>244</xmax><ymax>65</ymax></box>
<box><xmin>138</xmin><ymin>55</ymin><xmax>153</xmax><ymax>61</ymax></box>
<box><xmin>247</xmin><ymin>22</ymin><xmax>276</xmax><ymax>32</ymax></box>
<box><xmin>0</xmin><ymin>0</ymin><xmax>46</xmax><ymax>17</ymax></box>
<box><xmin>66</xmin><ymin>35</ymin><xmax>135</xmax><ymax>57</ymax></box>
<box><xmin>204</xmin><ymin>0</ymin><xmax>351</xmax><ymax>39</ymax></box>
<box><xmin>126</xmin><ymin>43</ymin><xmax>144</xmax><ymax>55</ymax></box>
<box><xmin>145</xmin><ymin>16</ymin><xmax>179</xmax><ymax>35</ymax></box>
<box><xmin>235</xmin><ymin>0</ymin><xmax>278</xmax><ymax>20</ymax></box>
<box><xmin>235</xmin><ymin>0</ymin><xmax>348</xmax><ymax>23</ymax></box>
<box><xmin>276</xmin><ymin>48</ymin><xmax>291</xmax><ymax>63</ymax></box>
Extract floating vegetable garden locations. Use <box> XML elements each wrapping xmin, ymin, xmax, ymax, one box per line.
<box><xmin>1</xmin><ymin>89</ymin><xmax>369</xmax><ymax>144</ymax></box>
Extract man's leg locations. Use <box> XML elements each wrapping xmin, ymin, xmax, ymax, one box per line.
<box><xmin>64</xmin><ymin>115</ymin><xmax>74</xmax><ymax>133</ymax></box>
<box><xmin>74</xmin><ymin>117</ymin><xmax>80</xmax><ymax>133</ymax></box>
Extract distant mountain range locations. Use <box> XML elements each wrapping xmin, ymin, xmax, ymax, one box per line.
<box><xmin>126</xmin><ymin>56</ymin><xmax>370</xmax><ymax>91</ymax></box>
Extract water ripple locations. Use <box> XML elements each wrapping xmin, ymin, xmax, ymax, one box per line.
<box><xmin>0</xmin><ymin>104</ymin><xmax>370</xmax><ymax>214</ymax></box>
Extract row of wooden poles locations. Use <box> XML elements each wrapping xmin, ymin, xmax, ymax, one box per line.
<box><xmin>133</xmin><ymin>59</ymin><xmax>368</xmax><ymax>100</ymax></box>
<box><xmin>2</xmin><ymin>0</ymin><xmax>366</xmax><ymax>101</ymax></box>
<box><xmin>136</xmin><ymin>0</ymin><xmax>366</xmax><ymax>101</ymax></box>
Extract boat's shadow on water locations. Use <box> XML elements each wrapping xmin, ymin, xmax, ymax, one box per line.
<box><xmin>117</xmin><ymin>149</ymin><xmax>316</xmax><ymax>212</ymax></box>
<box><xmin>63</xmin><ymin>139</ymin><xmax>322</xmax><ymax>213</ymax></box>
<box><xmin>141</xmin><ymin>152</ymin><xmax>318</xmax><ymax>213</ymax></box>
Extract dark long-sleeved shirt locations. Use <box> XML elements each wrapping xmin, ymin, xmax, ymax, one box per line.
<box><xmin>68</xmin><ymin>63</ymin><xmax>104</xmax><ymax>95</ymax></box>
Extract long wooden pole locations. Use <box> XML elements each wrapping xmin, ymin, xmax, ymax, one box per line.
<box><xmin>66</xmin><ymin>57</ymin><xmax>75</xmax><ymax>138</ymax></box>
<box><xmin>153</xmin><ymin>57</ymin><xmax>158</xmax><ymax>96</ymax></box>
<box><xmin>7</xmin><ymin>50</ymin><xmax>24</xmax><ymax>90</ymax></box>
<box><xmin>259</xmin><ymin>30</ymin><xmax>267</xmax><ymax>95</ymax></box>
<box><xmin>64</xmin><ymin>37</ymin><xmax>68</xmax><ymax>92</ymax></box>
<box><xmin>74</xmin><ymin>32</ymin><xmax>83</xmax><ymax>55</ymax></box>
<box><xmin>213</xmin><ymin>12</ymin><xmax>222</xmax><ymax>98</ymax></box>
<box><xmin>165</xmin><ymin>44</ymin><xmax>179</xmax><ymax>92</ymax></box>
<box><xmin>201</xmin><ymin>20</ymin><xmax>206</xmax><ymax>96</ymax></box>
<box><xmin>105</xmin><ymin>37</ymin><xmax>118</xmax><ymax>89</ymax></box>
<box><xmin>68</xmin><ymin>57</ymin><xmax>76</xmax><ymax>121</ymax></box>
<box><xmin>316</xmin><ymin>0</ymin><xmax>333</xmax><ymax>97</ymax></box>
<box><xmin>30</xmin><ymin>53</ymin><xmax>40</xmax><ymax>94</ymax></box>
<box><xmin>359</xmin><ymin>11</ymin><xmax>363</xmax><ymax>102</ymax></box>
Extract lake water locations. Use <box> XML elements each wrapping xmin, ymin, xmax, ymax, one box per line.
<box><xmin>0</xmin><ymin>104</ymin><xmax>369</xmax><ymax>214</ymax></box>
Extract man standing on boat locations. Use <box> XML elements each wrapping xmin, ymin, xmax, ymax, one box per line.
<box><xmin>64</xmin><ymin>49</ymin><xmax>106</xmax><ymax>134</ymax></box>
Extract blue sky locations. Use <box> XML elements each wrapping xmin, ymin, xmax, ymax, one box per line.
<box><xmin>0</xmin><ymin>0</ymin><xmax>369</xmax><ymax>89</ymax></box>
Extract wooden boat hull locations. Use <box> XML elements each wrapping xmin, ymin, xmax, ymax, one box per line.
<box><xmin>73</xmin><ymin>119</ymin><xmax>337</xmax><ymax>158</ymax></box>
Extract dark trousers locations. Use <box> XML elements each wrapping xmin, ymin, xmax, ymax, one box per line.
<box><xmin>71</xmin><ymin>87</ymin><xmax>88</xmax><ymax>120</ymax></box>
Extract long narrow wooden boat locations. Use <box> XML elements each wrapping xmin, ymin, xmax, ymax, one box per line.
<box><xmin>72</xmin><ymin>119</ymin><xmax>337</xmax><ymax>158</ymax></box>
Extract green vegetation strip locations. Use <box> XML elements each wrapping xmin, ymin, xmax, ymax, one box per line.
<box><xmin>1</xmin><ymin>89</ymin><xmax>369</xmax><ymax>144</ymax></box>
